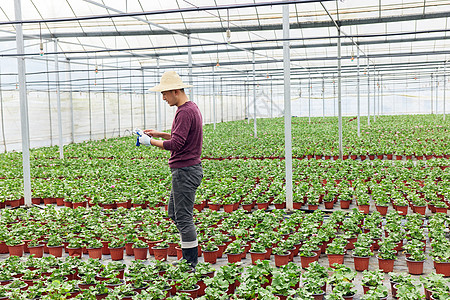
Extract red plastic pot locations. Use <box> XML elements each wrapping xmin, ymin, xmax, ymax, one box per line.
<box><xmin>101</xmin><ymin>241</ymin><xmax>110</xmax><ymax>255</ymax></box>
<box><xmin>67</xmin><ymin>247</ymin><xmax>83</xmax><ymax>258</ymax></box>
<box><xmin>87</xmin><ymin>247</ymin><xmax>102</xmax><ymax>259</ymax></box>
<box><xmin>256</xmin><ymin>202</ymin><xmax>269</xmax><ymax>210</ymax></box>
<box><xmin>47</xmin><ymin>245</ymin><xmax>63</xmax><ymax>257</ymax></box>
<box><xmin>175</xmin><ymin>246</ymin><xmax>183</xmax><ymax>260</ymax></box>
<box><xmin>250</xmin><ymin>251</ymin><xmax>267</xmax><ymax>265</ymax></box>
<box><xmin>203</xmin><ymin>249</ymin><xmax>218</xmax><ymax>264</ymax></box>
<box><xmin>406</xmin><ymin>258</ymin><xmax>425</xmax><ymax>275</ymax></box>
<box><xmin>378</xmin><ymin>256</ymin><xmax>395</xmax><ymax>273</ymax></box>
<box><xmin>8</xmin><ymin>244</ymin><xmax>24</xmax><ymax>257</ymax></box>
<box><xmin>227</xmin><ymin>252</ymin><xmax>242</xmax><ymax>263</ymax></box>
<box><xmin>358</xmin><ymin>204</ymin><xmax>370</xmax><ymax>214</ymax></box>
<box><xmin>328</xmin><ymin>254</ymin><xmax>345</xmax><ymax>268</ymax></box>
<box><xmin>434</xmin><ymin>261</ymin><xmax>450</xmax><ymax>277</ymax></box>
<box><xmin>274</xmin><ymin>251</ymin><xmax>290</xmax><ymax>267</ymax></box>
<box><xmin>133</xmin><ymin>247</ymin><xmax>148</xmax><ymax>260</ymax></box>
<box><xmin>28</xmin><ymin>245</ymin><xmax>44</xmax><ymax>258</ymax></box>
<box><xmin>108</xmin><ymin>247</ymin><xmax>124</xmax><ymax>261</ymax></box>
<box><xmin>353</xmin><ymin>255</ymin><xmax>370</xmax><ymax>272</ymax></box>
<box><xmin>177</xmin><ymin>284</ymin><xmax>200</xmax><ymax>299</ymax></box>
<box><xmin>208</xmin><ymin>203</ymin><xmax>220</xmax><ymax>211</ymax></box>
<box><xmin>152</xmin><ymin>246</ymin><xmax>168</xmax><ymax>261</ymax></box>
<box><xmin>125</xmin><ymin>242</ymin><xmax>134</xmax><ymax>256</ymax></box>
<box><xmin>340</xmin><ymin>200</ymin><xmax>351</xmax><ymax>209</ymax></box>
<box><xmin>300</xmin><ymin>253</ymin><xmax>318</xmax><ymax>269</ymax></box>
<box><xmin>375</xmin><ymin>205</ymin><xmax>388</xmax><ymax>216</ymax></box>
<box><xmin>324</xmin><ymin>201</ymin><xmax>334</xmax><ymax>209</ymax></box>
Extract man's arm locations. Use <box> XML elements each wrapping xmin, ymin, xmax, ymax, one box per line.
<box><xmin>150</xmin><ymin>139</ymin><xmax>165</xmax><ymax>149</ymax></box>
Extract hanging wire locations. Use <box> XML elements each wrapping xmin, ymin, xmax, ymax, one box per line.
<box><xmin>39</xmin><ymin>23</ymin><xmax>44</xmax><ymax>56</ymax></box>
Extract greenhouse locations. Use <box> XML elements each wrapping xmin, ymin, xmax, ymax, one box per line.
<box><xmin>0</xmin><ymin>0</ymin><xmax>449</xmax><ymax>299</ymax></box>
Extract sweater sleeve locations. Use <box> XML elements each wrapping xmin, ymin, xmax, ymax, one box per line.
<box><xmin>163</xmin><ymin>111</ymin><xmax>191</xmax><ymax>151</ymax></box>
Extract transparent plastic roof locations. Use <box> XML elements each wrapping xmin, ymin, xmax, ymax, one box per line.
<box><xmin>0</xmin><ymin>0</ymin><xmax>449</xmax><ymax>83</ymax></box>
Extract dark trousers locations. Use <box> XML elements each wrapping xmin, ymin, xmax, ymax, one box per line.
<box><xmin>168</xmin><ymin>163</ymin><xmax>203</xmax><ymax>250</ymax></box>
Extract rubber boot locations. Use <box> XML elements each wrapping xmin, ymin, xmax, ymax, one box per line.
<box><xmin>182</xmin><ymin>247</ymin><xmax>198</xmax><ymax>269</ymax></box>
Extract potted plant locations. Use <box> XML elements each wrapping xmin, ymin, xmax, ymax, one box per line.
<box><xmin>108</xmin><ymin>237</ymin><xmax>125</xmax><ymax>261</ymax></box>
<box><xmin>419</xmin><ymin>273</ymin><xmax>449</xmax><ymax>300</ymax></box>
<box><xmin>225</xmin><ymin>240</ymin><xmax>244</xmax><ymax>263</ymax></box>
<box><xmin>389</xmin><ymin>272</ymin><xmax>412</xmax><ymax>298</ymax></box>
<box><xmin>361</xmin><ymin>270</ymin><xmax>384</xmax><ymax>294</ymax></box>
<box><xmin>361</xmin><ymin>285</ymin><xmax>389</xmax><ymax>300</ymax></box>
<box><xmin>67</xmin><ymin>237</ymin><xmax>84</xmax><ymax>258</ymax></box>
<box><xmin>377</xmin><ymin>240</ymin><xmax>397</xmax><ymax>273</ymax></box>
<box><xmin>299</xmin><ymin>243</ymin><xmax>318</xmax><ymax>269</ymax></box>
<box><xmin>303</xmin><ymin>277</ymin><xmax>326</xmax><ymax>300</ymax></box>
<box><xmin>248</xmin><ymin>242</ymin><xmax>267</xmax><ymax>265</ymax></box>
<box><xmin>27</xmin><ymin>239</ymin><xmax>44</xmax><ymax>258</ymax></box>
<box><xmin>356</xmin><ymin>194</ymin><xmax>370</xmax><ymax>214</ymax></box>
<box><xmin>104</xmin><ymin>276</ymin><xmax>125</xmax><ymax>290</ymax></box>
<box><xmin>46</xmin><ymin>235</ymin><xmax>64</xmax><ymax>257</ymax></box>
<box><xmin>405</xmin><ymin>249</ymin><xmax>426</xmax><ymax>275</ymax></box>
<box><xmin>5</xmin><ymin>237</ymin><xmax>24</xmax><ymax>257</ymax></box>
<box><xmin>176</xmin><ymin>272</ymin><xmax>200</xmax><ymax>299</ymax></box>
<box><xmin>272</xmin><ymin>246</ymin><xmax>290</xmax><ymax>268</ymax></box>
<box><xmin>331</xmin><ymin>281</ymin><xmax>357</xmax><ymax>300</ymax></box>
<box><xmin>429</xmin><ymin>239</ymin><xmax>450</xmax><ymax>277</ymax></box>
<box><xmin>202</xmin><ymin>241</ymin><xmax>219</xmax><ymax>264</ymax></box>
<box><xmin>86</xmin><ymin>238</ymin><xmax>103</xmax><ymax>259</ymax></box>
<box><xmin>266</xmin><ymin>269</ymin><xmax>296</xmax><ymax>299</ymax></box>
<box><xmin>352</xmin><ymin>243</ymin><xmax>373</xmax><ymax>272</ymax></box>
<box><xmin>132</xmin><ymin>239</ymin><xmax>149</xmax><ymax>260</ymax></box>
<box><xmin>151</xmin><ymin>241</ymin><xmax>169</xmax><ymax>261</ymax></box>
<box><xmin>326</xmin><ymin>236</ymin><xmax>347</xmax><ymax>267</ymax></box>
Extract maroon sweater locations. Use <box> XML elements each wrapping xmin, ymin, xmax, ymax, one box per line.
<box><xmin>163</xmin><ymin>101</ymin><xmax>203</xmax><ymax>168</ymax></box>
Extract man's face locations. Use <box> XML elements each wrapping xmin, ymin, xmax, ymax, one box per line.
<box><xmin>162</xmin><ymin>90</ymin><xmax>177</xmax><ymax>106</ymax></box>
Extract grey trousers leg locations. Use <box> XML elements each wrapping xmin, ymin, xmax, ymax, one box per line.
<box><xmin>168</xmin><ymin>164</ymin><xmax>203</xmax><ymax>249</ymax></box>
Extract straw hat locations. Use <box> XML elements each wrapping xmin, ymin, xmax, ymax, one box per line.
<box><xmin>149</xmin><ymin>71</ymin><xmax>193</xmax><ymax>92</ymax></box>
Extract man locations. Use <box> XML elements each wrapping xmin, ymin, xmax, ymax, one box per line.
<box><xmin>142</xmin><ymin>71</ymin><xmax>203</xmax><ymax>268</ymax></box>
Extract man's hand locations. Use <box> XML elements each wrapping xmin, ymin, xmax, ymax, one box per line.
<box><xmin>144</xmin><ymin>129</ymin><xmax>171</xmax><ymax>140</ymax></box>
<box><xmin>134</xmin><ymin>128</ymin><xmax>152</xmax><ymax>146</ymax></box>
<box><xmin>143</xmin><ymin>129</ymin><xmax>160</xmax><ymax>137</ymax></box>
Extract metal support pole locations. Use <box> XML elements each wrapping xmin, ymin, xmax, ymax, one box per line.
<box><xmin>0</xmin><ymin>62</ymin><xmax>7</xmax><ymax>152</ymax></box>
<box><xmin>357</xmin><ymin>47</ymin><xmax>360</xmax><ymax>137</ymax></box>
<box><xmin>333</xmin><ymin>76</ymin><xmax>336</xmax><ymax>117</ymax></box>
<box><xmin>67</xmin><ymin>60</ymin><xmax>74</xmax><ymax>143</ymax></box>
<box><xmin>54</xmin><ymin>39</ymin><xmax>64</xmax><ymax>159</ymax></box>
<box><xmin>322</xmin><ymin>74</ymin><xmax>325</xmax><ymax>118</ymax></box>
<box><xmin>14</xmin><ymin>0</ymin><xmax>32</xmax><ymax>206</ymax></box>
<box><xmin>247</xmin><ymin>72</ymin><xmax>250</xmax><ymax>124</ymax></box>
<box><xmin>102</xmin><ymin>62</ymin><xmax>106</xmax><ymax>139</ymax></box>
<box><xmin>283</xmin><ymin>4</ymin><xmax>293</xmax><ymax>211</ymax></box>
<box><xmin>378</xmin><ymin>72</ymin><xmax>381</xmax><ymax>117</ymax></box>
<box><xmin>130</xmin><ymin>60</ymin><xmax>133</xmax><ymax>131</ymax></box>
<box><xmin>431</xmin><ymin>74</ymin><xmax>434</xmax><ymax>114</ymax></box>
<box><xmin>373</xmin><ymin>67</ymin><xmax>376</xmax><ymax>122</ymax></box>
<box><xmin>444</xmin><ymin>63</ymin><xmax>447</xmax><ymax>121</ymax></box>
<box><xmin>381</xmin><ymin>74</ymin><xmax>383</xmax><ymax>116</ymax></box>
<box><xmin>270</xmin><ymin>79</ymin><xmax>273</xmax><ymax>118</ymax></box>
<box><xmin>253</xmin><ymin>52</ymin><xmax>257</xmax><ymax>138</ymax></box>
<box><xmin>436</xmin><ymin>69</ymin><xmax>438</xmax><ymax>114</ymax></box>
<box><xmin>87</xmin><ymin>60</ymin><xmax>92</xmax><ymax>140</ymax></box>
<box><xmin>116</xmin><ymin>58</ymin><xmax>121</xmax><ymax>137</ymax></box>
<box><xmin>367</xmin><ymin>58</ymin><xmax>370</xmax><ymax>126</ymax></box>
<box><xmin>188</xmin><ymin>34</ymin><xmax>193</xmax><ymax>102</ymax></box>
<box><xmin>142</xmin><ymin>69</ymin><xmax>146</xmax><ymax>129</ymax></box>
<box><xmin>308</xmin><ymin>75</ymin><xmax>311</xmax><ymax>124</ymax></box>
<box><xmin>213</xmin><ymin>66</ymin><xmax>216</xmax><ymax>130</ymax></box>
<box><xmin>157</xmin><ymin>58</ymin><xmax>161</xmax><ymax>131</ymax></box>
<box><xmin>338</xmin><ymin>27</ymin><xmax>343</xmax><ymax>159</ymax></box>
<box><xmin>46</xmin><ymin>52</ymin><xmax>53</xmax><ymax>146</ymax></box>
<box><xmin>221</xmin><ymin>77</ymin><xmax>223</xmax><ymax>122</ymax></box>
